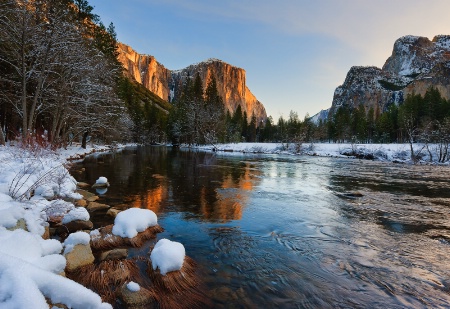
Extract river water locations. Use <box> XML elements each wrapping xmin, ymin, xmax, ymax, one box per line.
<box><xmin>72</xmin><ymin>146</ymin><xmax>450</xmax><ymax>308</ymax></box>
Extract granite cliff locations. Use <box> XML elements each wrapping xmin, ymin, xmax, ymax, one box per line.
<box><xmin>327</xmin><ymin>35</ymin><xmax>450</xmax><ymax>117</ymax></box>
<box><xmin>118</xmin><ymin>43</ymin><xmax>267</xmax><ymax>123</ymax></box>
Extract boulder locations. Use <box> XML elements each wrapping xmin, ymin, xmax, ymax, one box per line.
<box><xmin>58</xmin><ymin>220</ymin><xmax>93</xmax><ymax>234</ymax></box>
<box><xmin>98</xmin><ymin>249</ymin><xmax>128</xmax><ymax>262</ymax></box>
<box><xmin>64</xmin><ymin>244</ymin><xmax>95</xmax><ymax>272</ymax></box>
<box><xmin>87</xmin><ymin>202</ymin><xmax>110</xmax><ymax>212</ymax></box>
<box><xmin>118</xmin><ymin>283</ymin><xmax>154</xmax><ymax>308</ymax></box>
<box><xmin>106</xmin><ymin>208</ymin><xmax>121</xmax><ymax>217</ymax></box>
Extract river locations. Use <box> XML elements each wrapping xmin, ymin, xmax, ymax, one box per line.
<box><xmin>72</xmin><ymin>146</ymin><xmax>450</xmax><ymax>308</ymax></box>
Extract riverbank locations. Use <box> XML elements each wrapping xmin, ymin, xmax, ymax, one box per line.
<box><xmin>0</xmin><ymin>143</ymin><xmax>131</xmax><ymax>308</ymax></box>
<box><xmin>189</xmin><ymin>142</ymin><xmax>450</xmax><ymax>165</ymax></box>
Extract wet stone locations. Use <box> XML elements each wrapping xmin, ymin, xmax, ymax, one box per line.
<box><xmin>98</xmin><ymin>249</ymin><xmax>128</xmax><ymax>262</ymax></box>
<box><xmin>87</xmin><ymin>202</ymin><xmax>110</xmax><ymax>212</ymax></box>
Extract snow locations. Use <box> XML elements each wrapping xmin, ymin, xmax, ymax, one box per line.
<box><xmin>126</xmin><ymin>281</ymin><xmax>140</xmax><ymax>292</ymax></box>
<box><xmin>96</xmin><ymin>176</ymin><xmax>108</xmax><ymax>184</ymax></box>
<box><xmin>0</xmin><ymin>144</ymin><xmax>132</xmax><ymax>309</ymax></box>
<box><xmin>187</xmin><ymin>142</ymin><xmax>447</xmax><ymax>164</ymax></box>
<box><xmin>112</xmin><ymin>208</ymin><xmax>158</xmax><ymax>238</ymax></box>
<box><xmin>0</xmin><ymin>205</ymin><xmax>25</xmax><ymax>228</ymax></box>
<box><xmin>63</xmin><ymin>231</ymin><xmax>91</xmax><ymax>254</ymax></box>
<box><xmin>62</xmin><ymin>207</ymin><xmax>90</xmax><ymax>224</ymax></box>
<box><xmin>0</xmin><ymin>254</ymin><xmax>112</xmax><ymax>309</ymax></box>
<box><xmin>150</xmin><ymin>239</ymin><xmax>185</xmax><ymax>275</ymax></box>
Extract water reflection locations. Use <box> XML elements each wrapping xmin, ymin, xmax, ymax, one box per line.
<box><xmin>75</xmin><ymin>146</ymin><xmax>261</xmax><ymax>222</ymax></box>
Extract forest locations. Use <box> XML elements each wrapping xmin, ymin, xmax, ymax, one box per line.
<box><xmin>1</xmin><ymin>0</ymin><xmax>450</xmax><ymax>158</ymax></box>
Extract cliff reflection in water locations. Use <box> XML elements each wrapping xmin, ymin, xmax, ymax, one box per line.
<box><xmin>77</xmin><ymin>146</ymin><xmax>261</xmax><ymax>222</ymax></box>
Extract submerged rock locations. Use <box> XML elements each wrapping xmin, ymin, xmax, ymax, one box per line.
<box><xmin>98</xmin><ymin>249</ymin><xmax>128</xmax><ymax>262</ymax></box>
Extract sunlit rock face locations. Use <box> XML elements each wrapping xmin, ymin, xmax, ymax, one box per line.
<box><xmin>328</xmin><ymin>35</ymin><xmax>450</xmax><ymax>116</ymax></box>
<box><xmin>117</xmin><ymin>43</ymin><xmax>171</xmax><ymax>101</ymax></box>
<box><xmin>118</xmin><ymin>43</ymin><xmax>267</xmax><ymax>123</ymax></box>
<box><xmin>170</xmin><ymin>58</ymin><xmax>267</xmax><ymax>123</ymax></box>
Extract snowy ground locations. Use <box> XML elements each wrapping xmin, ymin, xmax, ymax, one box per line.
<box><xmin>191</xmin><ymin>142</ymin><xmax>448</xmax><ymax>164</ymax></box>
<box><xmin>0</xmin><ymin>143</ymin><xmax>128</xmax><ymax>309</ymax></box>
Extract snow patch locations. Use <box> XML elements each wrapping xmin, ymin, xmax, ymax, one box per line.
<box><xmin>150</xmin><ymin>238</ymin><xmax>185</xmax><ymax>275</ymax></box>
<box><xmin>126</xmin><ymin>281</ymin><xmax>140</xmax><ymax>292</ymax></box>
<box><xmin>63</xmin><ymin>231</ymin><xmax>91</xmax><ymax>254</ymax></box>
<box><xmin>96</xmin><ymin>176</ymin><xmax>108</xmax><ymax>184</ymax></box>
<box><xmin>112</xmin><ymin>208</ymin><xmax>158</xmax><ymax>238</ymax></box>
<box><xmin>62</xmin><ymin>207</ymin><xmax>90</xmax><ymax>224</ymax></box>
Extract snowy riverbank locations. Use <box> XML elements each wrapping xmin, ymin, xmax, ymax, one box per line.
<box><xmin>190</xmin><ymin>142</ymin><xmax>450</xmax><ymax>165</ymax></box>
<box><xmin>0</xmin><ymin>144</ymin><xmax>130</xmax><ymax>309</ymax></box>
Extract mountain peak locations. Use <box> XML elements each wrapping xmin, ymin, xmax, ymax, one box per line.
<box><xmin>117</xmin><ymin>42</ymin><xmax>266</xmax><ymax>123</ymax></box>
<box><xmin>329</xmin><ymin>34</ymin><xmax>450</xmax><ymax>115</ymax></box>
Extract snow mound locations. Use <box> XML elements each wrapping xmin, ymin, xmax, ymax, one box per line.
<box><xmin>112</xmin><ymin>208</ymin><xmax>157</xmax><ymax>238</ymax></box>
<box><xmin>126</xmin><ymin>281</ymin><xmax>140</xmax><ymax>292</ymax></box>
<box><xmin>62</xmin><ymin>207</ymin><xmax>90</xmax><ymax>224</ymax></box>
<box><xmin>0</xmin><ymin>253</ymin><xmax>111</xmax><ymax>309</ymax></box>
<box><xmin>96</xmin><ymin>176</ymin><xmax>108</xmax><ymax>184</ymax></box>
<box><xmin>0</xmin><ymin>229</ymin><xmax>62</xmax><ymax>264</ymax></box>
<box><xmin>63</xmin><ymin>231</ymin><xmax>91</xmax><ymax>254</ymax></box>
<box><xmin>150</xmin><ymin>238</ymin><xmax>185</xmax><ymax>275</ymax></box>
<box><xmin>0</xmin><ymin>205</ymin><xmax>25</xmax><ymax>228</ymax></box>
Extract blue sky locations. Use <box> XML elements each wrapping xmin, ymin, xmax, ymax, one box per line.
<box><xmin>89</xmin><ymin>0</ymin><xmax>450</xmax><ymax>119</ymax></box>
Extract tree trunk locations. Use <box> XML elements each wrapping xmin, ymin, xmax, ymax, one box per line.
<box><xmin>81</xmin><ymin>131</ymin><xmax>89</xmax><ymax>149</ymax></box>
<box><xmin>0</xmin><ymin>126</ymin><xmax>5</xmax><ymax>146</ymax></box>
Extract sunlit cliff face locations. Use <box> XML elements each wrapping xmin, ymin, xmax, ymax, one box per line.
<box><xmin>117</xmin><ymin>43</ymin><xmax>267</xmax><ymax>124</ymax></box>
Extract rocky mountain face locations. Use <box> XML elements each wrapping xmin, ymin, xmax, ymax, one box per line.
<box><xmin>118</xmin><ymin>43</ymin><xmax>171</xmax><ymax>103</ymax></box>
<box><xmin>117</xmin><ymin>43</ymin><xmax>267</xmax><ymax>123</ymax></box>
<box><xmin>329</xmin><ymin>35</ymin><xmax>450</xmax><ymax>116</ymax></box>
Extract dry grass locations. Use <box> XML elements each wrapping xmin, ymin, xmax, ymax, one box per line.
<box><xmin>147</xmin><ymin>256</ymin><xmax>211</xmax><ymax>308</ymax></box>
<box><xmin>90</xmin><ymin>224</ymin><xmax>164</xmax><ymax>251</ymax></box>
<box><xmin>67</xmin><ymin>259</ymin><xmax>145</xmax><ymax>305</ymax></box>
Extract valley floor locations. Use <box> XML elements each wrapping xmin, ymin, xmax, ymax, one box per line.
<box><xmin>0</xmin><ymin>141</ymin><xmax>447</xmax><ymax>308</ymax></box>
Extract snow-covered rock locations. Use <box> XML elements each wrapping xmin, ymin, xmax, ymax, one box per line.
<box><xmin>92</xmin><ymin>176</ymin><xmax>110</xmax><ymax>188</ymax></box>
<box><xmin>126</xmin><ymin>281</ymin><xmax>140</xmax><ymax>292</ymax></box>
<box><xmin>112</xmin><ymin>208</ymin><xmax>158</xmax><ymax>238</ymax></box>
<box><xmin>150</xmin><ymin>238</ymin><xmax>185</xmax><ymax>275</ymax></box>
<box><xmin>63</xmin><ymin>231</ymin><xmax>91</xmax><ymax>254</ymax></box>
<box><xmin>62</xmin><ymin>207</ymin><xmax>90</xmax><ymax>224</ymax></box>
